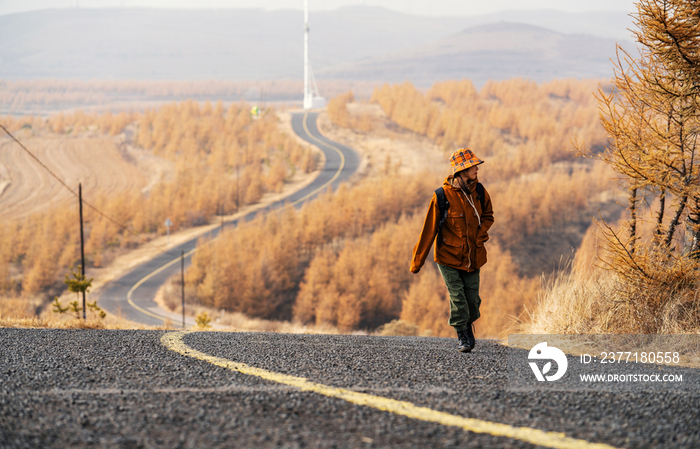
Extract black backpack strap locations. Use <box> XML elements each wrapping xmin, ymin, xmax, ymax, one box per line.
<box><xmin>434</xmin><ymin>187</ymin><xmax>449</xmax><ymax>231</ymax></box>
<box><xmin>476</xmin><ymin>182</ymin><xmax>485</xmax><ymax>212</ymax></box>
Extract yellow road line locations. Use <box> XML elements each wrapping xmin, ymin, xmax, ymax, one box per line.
<box><xmin>289</xmin><ymin>112</ymin><xmax>346</xmax><ymax>206</ymax></box>
<box><xmin>126</xmin><ymin>247</ymin><xmax>198</xmax><ymax>322</ymax></box>
<box><xmin>126</xmin><ymin>112</ymin><xmax>345</xmax><ymax>322</ymax></box>
<box><xmin>161</xmin><ymin>331</ymin><xmax>619</xmax><ymax>449</ymax></box>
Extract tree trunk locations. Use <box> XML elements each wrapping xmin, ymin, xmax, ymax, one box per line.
<box><xmin>629</xmin><ymin>187</ymin><xmax>638</xmax><ymax>255</ymax></box>
<box><xmin>665</xmin><ymin>195</ymin><xmax>688</xmax><ymax>248</ymax></box>
<box><xmin>687</xmin><ymin>198</ymin><xmax>700</xmax><ymax>259</ymax></box>
<box><xmin>655</xmin><ymin>188</ymin><xmax>666</xmax><ymax>242</ymax></box>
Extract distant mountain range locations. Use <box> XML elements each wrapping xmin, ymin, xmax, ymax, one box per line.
<box><xmin>319</xmin><ymin>22</ymin><xmax>624</xmax><ymax>86</ymax></box>
<box><xmin>0</xmin><ymin>6</ymin><xmax>634</xmax><ymax>87</ymax></box>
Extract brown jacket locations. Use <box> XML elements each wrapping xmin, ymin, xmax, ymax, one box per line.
<box><xmin>410</xmin><ymin>176</ymin><xmax>494</xmax><ymax>273</ymax></box>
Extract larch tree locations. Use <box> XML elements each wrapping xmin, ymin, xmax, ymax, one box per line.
<box><xmin>592</xmin><ymin>0</ymin><xmax>700</xmax><ymax>306</ymax></box>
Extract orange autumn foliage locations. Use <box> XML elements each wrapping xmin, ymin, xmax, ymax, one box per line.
<box><xmin>399</xmin><ymin>264</ymin><xmax>452</xmax><ymax>337</ymax></box>
<box><xmin>185</xmin><ymin>174</ymin><xmax>437</xmax><ymax>322</ymax></box>
<box><xmin>370</xmin><ymin>78</ymin><xmax>606</xmax><ymax>173</ymax></box>
<box><xmin>0</xmin><ymin>79</ymin><xmax>379</xmax><ymax>113</ymax></box>
<box><xmin>399</xmin><ymin>242</ymin><xmax>539</xmax><ymax>339</ymax></box>
<box><xmin>186</xmin><ymin>171</ymin><xmax>537</xmax><ymax>337</ymax></box>
<box><xmin>326</xmin><ymin>91</ymin><xmax>374</xmax><ymax>133</ymax></box>
<box><xmin>294</xmin><ymin>214</ymin><xmax>419</xmax><ymax>331</ymax></box>
<box><xmin>0</xmin><ymin>101</ymin><xmax>313</xmax><ymax>300</ymax></box>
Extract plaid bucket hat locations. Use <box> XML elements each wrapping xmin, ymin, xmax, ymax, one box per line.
<box><xmin>450</xmin><ymin>148</ymin><xmax>484</xmax><ymax>174</ymax></box>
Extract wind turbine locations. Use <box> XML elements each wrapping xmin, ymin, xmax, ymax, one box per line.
<box><xmin>303</xmin><ymin>0</ymin><xmax>325</xmax><ymax>110</ymax></box>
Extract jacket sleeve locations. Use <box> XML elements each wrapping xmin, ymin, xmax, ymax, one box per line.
<box><xmin>410</xmin><ymin>194</ymin><xmax>440</xmax><ymax>272</ymax></box>
<box><xmin>477</xmin><ymin>188</ymin><xmax>494</xmax><ymax>245</ymax></box>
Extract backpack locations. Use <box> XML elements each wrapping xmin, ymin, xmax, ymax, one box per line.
<box><xmin>435</xmin><ymin>183</ymin><xmax>485</xmax><ymax>231</ymax></box>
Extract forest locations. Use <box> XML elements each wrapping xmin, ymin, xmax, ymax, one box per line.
<box><xmin>173</xmin><ymin>77</ymin><xmax>619</xmax><ymax>337</ymax></box>
<box><xmin>0</xmin><ymin>101</ymin><xmax>314</xmax><ymax>309</ymax></box>
<box><xmin>2</xmin><ymin>0</ymin><xmax>698</xmax><ymax>344</ymax></box>
<box><xmin>1</xmin><ymin>72</ymin><xmax>645</xmax><ymax>337</ymax></box>
<box><xmin>0</xmin><ymin>79</ymin><xmax>377</xmax><ymax>115</ymax></box>
<box><xmin>524</xmin><ymin>0</ymin><xmax>700</xmax><ymax>335</ymax></box>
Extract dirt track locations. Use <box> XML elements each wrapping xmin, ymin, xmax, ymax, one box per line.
<box><xmin>0</xmin><ymin>133</ymin><xmax>148</xmax><ymax>222</ymax></box>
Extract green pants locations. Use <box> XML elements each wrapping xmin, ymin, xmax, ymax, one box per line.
<box><xmin>438</xmin><ymin>264</ymin><xmax>481</xmax><ymax>332</ymax></box>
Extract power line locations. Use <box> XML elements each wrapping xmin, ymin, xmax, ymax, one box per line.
<box><xmin>0</xmin><ymin>123</ymin><xmax>171</xmax><ymax>252</ymax></box>
<box><xmin>1</xmin><ymin>123</ymin><xmax>134</xmax><ymax>232</ymax></box>
<box><xmin>1</xmin><ymin>125</ymin><xmax>79</xmax><ymax>195</ymax></box>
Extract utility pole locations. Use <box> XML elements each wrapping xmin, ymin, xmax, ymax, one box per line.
<box><xmin>303</xmin><ymin>0</ymin><xmax>312</xmax><ymax>109</ymax></box>
<box><xmin>79</xmin><ymin>183</ymin><xmax>86</xmax><ymax>320</ymax></box>
<box><xmin>181</xmin><ymin>249</ymin><xmax>185</xmax><ymax>329</ymax></box>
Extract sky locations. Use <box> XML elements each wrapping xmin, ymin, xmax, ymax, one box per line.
<box><xmin>0</xmin><ymin>0</ymin><xmax>636</xmax><ymax>17</ymax></box>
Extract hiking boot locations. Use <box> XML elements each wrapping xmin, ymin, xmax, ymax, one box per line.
<box><xmin>457</xmin><ymin>330</ymin><xmax>472</xmax><ymax>353</ymax></box>
<box><xmin>466</xmin><ymin>322</ymin><xmax>476</xmax><ymax>350</ymax></box>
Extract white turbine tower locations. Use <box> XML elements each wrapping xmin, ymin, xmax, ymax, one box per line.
<box><xmin>303</xmin><ymin>0</ymin><xmax>325</xmax><ymax>109</ymax></box>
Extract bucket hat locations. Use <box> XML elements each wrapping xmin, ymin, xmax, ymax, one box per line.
<box><xmin>450</xmin><ymin>148</ymin><xmax>484</xmax><ymax>174</ymax></box>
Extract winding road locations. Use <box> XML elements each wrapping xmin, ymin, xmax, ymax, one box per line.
<box><xmin>5</xmin><ymin>112</ymin><xmax>700</xmax><ymax>449</ymax></box>
<box><xmin>98</xmin><ymin>112</ymin><xmax>360</xmax><ymax>326</ymax></box>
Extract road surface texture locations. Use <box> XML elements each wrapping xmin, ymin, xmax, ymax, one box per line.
<box><xmin>98</xmin><ymin>112</ymin><xmax>360</xmax><ymax>326</ymax></box>
<box><xmin>1</xmin><ymin>329</ymin><xmax>699</xmax><ymax>448</ymax></box>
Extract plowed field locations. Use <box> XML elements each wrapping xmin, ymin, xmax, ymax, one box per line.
<box><xmin>0</xmin><ymin>134</ymin><xmax>149</xmax><ymax>222</ymax></box>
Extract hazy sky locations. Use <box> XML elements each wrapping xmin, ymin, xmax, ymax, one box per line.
<box><xmin>0</xmin><ymin>0</ymin><xmax>636</xmax><ymax>17</ymax></box>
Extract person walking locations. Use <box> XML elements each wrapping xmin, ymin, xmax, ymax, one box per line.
<box><xmin>410</xmin><ymin>148</ymin><xmax>494</xmax><ymax>353</ymax></box>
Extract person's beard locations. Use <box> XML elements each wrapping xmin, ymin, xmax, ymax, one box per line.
<box><xmin>456</xmin><ymin>174</ymin><xmax>472</xmax><ymax>191</ymax></box>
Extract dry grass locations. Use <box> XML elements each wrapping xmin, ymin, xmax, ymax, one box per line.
<box><xmin>0</xmin><ymin>294</ymin><xmax>171</xmax><ymax>330</ymax></box>
<box><xmin>154</xmin><ymin>274</ymin><xmax>344</xmax><ymax>334</ymax></box>
<box><xmin>515</xmin><ymin>267</ymin><xmax>700</xmax><ymax>367</ymax></box>
<box><xmin>1</xmin><ymin>309</ymin><xmax>168</xmax><ymax>330</ymax></box>
<box><xmin>0</xmin><ymin>316</ymin><xmax>154</xmax><ymax>330</ymax></box>
<box><xmin>0</xmin><ymin>293</ymin><xmax>335</xmax><ymax>333</ymax></box>
<box><xmin>377</xmin><ymin>319</ymin><xmax>426</xmax><ymax>337</ymax></box>
<box><xmin>518</xmin><ymin>222</ymin><xmax>700</xmax><ymax>336</ymax></box>
<box><xmin>520</xmin><ymin>266</ymin><xmax>700</xmax><ymax>335</ymax></box>
<box><xmin>519</xmin><ymin>268</ymin><xmax>616</xmax><ymax>335</ymax></box>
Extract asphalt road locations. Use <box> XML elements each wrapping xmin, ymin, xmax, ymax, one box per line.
<box><xmin>2</xmin><ymin>329</ymin><xmax>699</xmax><ymax>448</ymax></box>
<box><xmin>98</xmin><ymin>112</ymin><xmax>360</xmax><ymax>326</ymax></box>
<box><xmin>9</xmin><ymin>114</ymin><xmax>700</xmax><ymax>448</ymax></box>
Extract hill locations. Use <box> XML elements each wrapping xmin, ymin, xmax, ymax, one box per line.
<box><xmin>0</xmin><ymin>7</ymin><xmax>465</xmax><ymax>81</ymax></box>
<box><xmin>318</xmin><ymin>22</ymin><xmax>624</xmax><ymax>86</ymax></box>
<box><xmin>463</xmin><ymin>9</ymin><xmax>633</xmax><ymax>41</ymax></box>
<box><xmin>0</xmin><ymin>7</ymin><xmax>632</xmax><ymax>86</ymax></box>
